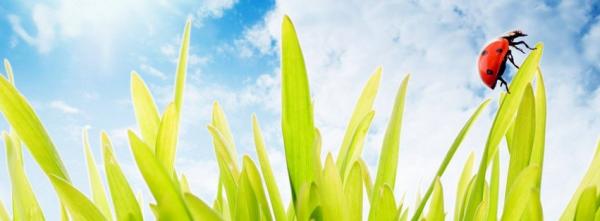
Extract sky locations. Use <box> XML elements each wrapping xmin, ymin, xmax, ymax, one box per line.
<box><xmin>0</xmin><ymin>0</ymin><xmax>599</xmax><ymax>220</ymax></box>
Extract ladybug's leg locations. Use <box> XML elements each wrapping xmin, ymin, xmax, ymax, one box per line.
<box><xmin>512</xmin><ymin>41</ymin><xmax>536</xmax><ymax>50</ymax></box>
<box><xmin>511</xmin><ymin>44</ymin><xmax>526</xmax><ymax>53</ymax></box>
<box><xmin>498</xmin><ymin>77</ymin><xmax>511</xmax><ymax>94</ymax></box>
<box><xmin>507</xmin><ymin>51</ymin><xmax>519</xmax><ymax>69</ymax></box>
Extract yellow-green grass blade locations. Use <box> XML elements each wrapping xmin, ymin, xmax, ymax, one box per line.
<box><xmin>3</xmin><ymin>59</ymin><xmax>14</xmax><ymax>85</ymax></box>
<box><xmin>372</xmin><ymin>74</ymin><xmax>409</xmax><ymax>203</ymax></box>
<box><xmin>127</xmin><ymin>131</ymin><xmax>191</xmax><ymax>220</ymax></box>
<box><xmin>455</xmin><ymin>152</ymin><xmax>475</xmax><ymax>221</ymax></box>
<box><xmin>184</xmin><ymin>193</ymin><xmax>223</xmax><ymax>221</ymax></box>
<box><xmin>359</xmin><ymin>159</ymin><xmax>374</xmax><ymax>201</ymax></box>
<box><xmin>319</xmin><ymin>154</ymin><xmax>348</xmax><ymax>221</ymax></box>
<box><xmin>212</xmin><ymin>102</ymin><xmax>239</xmax><ymax>170</ymax></box>
<box><xmin>561</xmin><ymin>140</ymin><xmax>600</xmax><ymax>220</ymax></box>
<box><xmin>208</xmin><ymin>125</ymin><xmax>240</xmax><ymax>214</ymax></box>
<box><xmin>345</xmin><ymin>162</ymin><xmax>363</xmax><ymax>221</ymax></box>
<box><xmin>130</xmin><ymin>71</ymin><xmax>160</xmax><ymax>150</ymax></box>
<box><xmin>235</xmin><ymin>170</ymin><xmax>260</xmax><ymax>221</ymax></box>
<box><xmin>467</xmin><ymin>43</ymin><xmax>543</xmax><ymax>220</ymax></box>
<box><xmin>156</xmin><ymin>102</ymin><xmax>180</xmax><ymax>174</ymax></box>
<box><xmin>101</xmin><ymin>132</ymin><xmax>142</xmax><ymax>221</ymax></box>
<box><xmin>242</xmin><ymin>156</ymin><xmax>273</xmax><ymax>221</ymax></box>
<box><xmin>501</xmin><ymin>165</ymin><xmax>540</xmax><ymax>221</ymax></box>
<box><xmin>595</xmin><ymin>206</ymin><xmax>600</xmax><ymax>221</ymax></box>
<box><xmin>340</xmin><ymin>111</ymin><xmax>375</xmax><ymax>180</ymax></box>
<box><xmin>506</xmin><ymin>84</ymin><xmax>535</xmax><ymax>195</ymax></box>
<box><xmin>425</xmin><ymin>177</ymin><xmax>445</xmax><ymax>221</ymax></box>
<box><xmin>82</xmin><ymin>129</ymin><xmax>112</xmax><ymax>220</ymax></box>
<box><xmin>526</xmin><ymin>189</ymin><xmax>543</xmax><ymax>221</ymax></box>
<box><xmin>252</xmin><ymin>115</ymin><xmax>287</xmax><ymax>221</ymax></box>
<box><xmin>281</xmin><ymin>15</ymin><xmax>318</xmax><ymax>204</ymax></box>
<box><xmin>474</xmin><ymin>200</ymin><xmax>489</xmax><ymax>221</ymax></box>
<box><xmin>460</xmin><ymin>176</ymin><xmax>477</xmax><ymax>220</ymax></box>
<box><xmin>574</xmin><ymin>186</ymin><xmax>597</xmax><ymax>221</ymax></box>
<box><xmin>4</xmin><ymin>132</ymin><xmax>45</xmax><ymax>221</ymax></box>
<box><xmin>0</xmin><ymin>200</ymin><xmax>8</xmax><ymax>221</ymax></box>
<box><xmin>0</xmin><ymin>75</ymin><xmax>70</xmax><ymax>180</ymax></box>
<box><xmin>174</xmin><ymin>19</ymin><xmax>191</xmax><ymax>111</ymax></box>
<box><xmin>180</xmin><ymin>175</ymin><xmax>191</xmax><ymax>193</ymax></box>
<box><xmin>61</xmin><ymin>204</ymin><xmax>69</xmax><ymax>221</ymax></box>
<box><xmin>411</xmin><ymin>99</ymin><xmax>490</xmax><ymax>221</ymax></box>
<box><xmin>530</xmin><ymin>68</ymin><xmax>547</xmax><ymax>188</ymax></box>
<box><xmin>49</xmin><ymin>175</ymin><xmax>106</xmax><ymax>221</ymax></box>
<box><xmin>337</xmin><ymin>68</ymin><xmax>382</xmax><ymax>173</ymax></box>
<box><xmin>368</xmin><ymin>185</ymin><xmax>397</xmax><ymax>221</ymax></box>
<box><xmin>488</xmin><ymin>149</ymin><xmax>500</xmax><ymax>221</ymax></box>
<box><xmin>296</xmin><ymin>183</ymin><xmax>319</xmax><ymax>221</ymax></box>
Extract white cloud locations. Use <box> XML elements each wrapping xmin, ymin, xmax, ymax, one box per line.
<box><xmin>49</xmin><ymin>100</ymin><xmax>81</xmax><ymax>114</ymax></box>
<box><xmin>583</xmin><ymin>18</ymin><xmax>600</xmax><ymax>69</ymax></box>
<box><xmin>193</xmin><ymin>0</ymin><xmax>238</xmax><ymax>26</ymax></box>
<box><xmin>8</xmin><ymin>5</ymin><xmax>56</xmax><ymax>53</ymax></box>
<box><xmin>140</xmin><ymin>64</ymin><xmax>168</xmax><ymax>80</ymax></box>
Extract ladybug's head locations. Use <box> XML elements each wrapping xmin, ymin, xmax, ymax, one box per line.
<box><xmin>503</xmin><ymin>30</ymin><xmax>527</xmax><ymax>39</ymax></box>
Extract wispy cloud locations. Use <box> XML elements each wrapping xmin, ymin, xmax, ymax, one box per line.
<box><xmin>49</xmin><ymin>100</ymin><xmax>80</xmax><ymax>114</ymax></box>
<box><xmin>140</xmin><ymin>64</ymin><xmax>168</xmax><ymax>80</ymax></box>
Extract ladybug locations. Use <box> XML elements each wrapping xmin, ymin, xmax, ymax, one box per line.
<box><xmin>478</xmin><ymin>30</ymin><xmax>535</xmax><ymax>93</ymax></box>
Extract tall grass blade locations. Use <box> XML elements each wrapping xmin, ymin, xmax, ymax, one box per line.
<box><xmin>371</xmin><ymin>75</ymin><xmax>409</xmax><ymax>204</ymax></box>
<box><xmin>235</xmin><ymin>170</ymin><xmax>260</xmax><ymax>221</ymax></box>
<box><xmin>531</xmin><ymin>68</ymin><xmax>547</xmax><ymax>188</ymax></box>
<box><xmin>337</xmin><ymin>68</ymin><xmax>381</xmax><ymax>174</ymax></box>
<box><xmin>506</xmin><ymin>84</ymin><xmax>535</xmax><ymax>194</ymax></box>
<box><xmin>425</xmin><ymin>177</ymin><xmax>445</xmax><ymax>221</ymax></box>
<box><xmin>412</xmin><ymin>99</ymin><xmax>490</xmax><ymax>220</ymax></box>
<box><xmin>156</xmin><ymin>102</ymin><xmax>180</xmax><ymax>173</ymax></box>
<box><xmin>368</xmin><ymin>185</ymin><xmax>397</xmax><ymax>221</ymax></box>
<box><xmin>344</xmin><ymin>162</ymin><xmax>363</xmax><ymax>221</ymax></box>
<box><xmin>127</xmin><ymin>131</ymin><xmax>191</xmax><ymax>220</ymax></box>
<box><xmin>82</xmin><ymin>129</ymin><xmax>112</xmax><ymax>220</ymax></box>
<box><xmin>561</xmin><ymin>140</ymin><xmax>600</xmax><ymax>220</ymax></box>
<box><xmin>3</xmin><ymin>59</ymin><xmax>14</xmax><ymax>84</ymax></box>
<box><xmin>212</xmin><ymin>102</ymin><xmax>239</xmax><ymax>169</ymax></box>
<box><xmin>0</xmin><ymin>201</ymin><xmax>8</xmax><ymax>221</ymax></box>
<box><xmin>501</xmin><ymin>165</ymin><xmax>540</xmax><ymax>221</ymax></box>
<box><xmin>340</xmin><ymin>111</ymin><xmax>375</xmax><ymax>179</ymax></box>
<box><xmin>574</xmin><ymin>186</ymin><xmax>597</xmax><ymax>221</ymax></box>
<box><xmin>208</xmin><ymin>125</ymin><xmax>240</xmax><ymax>214</ymax></box>
<box><xmin>173</xmin><ymin>19</ymin><xmax>191</xmax><ymax>111</ymax></box>
<box><xmin>0</xmin><ymin>76</ymin><xmax>70</xmax><ymax>180</ymax></box>
<box><xmin>4</xmin><ymin>131</ymin><xmax>45</xmax><ymax>220</ymax></box>
<box><xmin>281</xmin><ymin>15</ymin><xmax>318</xmax><ymax>203</ymax></box>
<box><xmin>296</xmin><ymin>183</ymin><xmax>319</xmax><ymax>221</ymax></box>
<box><xmin>359</xmin><ymin>159</ymin><xmax>374</xmax><ymax>201</ymax></box>
<box><xmin>242</xmin><ymin>156</ymin><xmax>273</xmax><ymax>221</ymax></box>
<box><xmin>252</xmin><ymin>115</ymin><xmax>287</xmax><ymax>221</ymax></box>
<box><xmin>130</xmin><ymin>71</ymin><xmax>160</xmax><ymax>149</ymax></box>
<box><xmin>101</xmin><ymin>132</ymin><xmax>142</xmax><ymax>221</ymax></box>
<box><xmin>488</xmin><ymin>149</ymin><xmax>500</xmax><ymax>221</ymax></box>
<box><xmin>319</xmin><ymin>154</ymin><xmax>348</xmax><ymax>221</ymax></box>
<box><xmin>456</xmin><ymin>153</ymin><xmax>475</xmax><ymax>221</ymax></box>
<box><xmin>49</xmin><ymin>175</ymin><xmax>106</xmax><ymax>221</ymax></box>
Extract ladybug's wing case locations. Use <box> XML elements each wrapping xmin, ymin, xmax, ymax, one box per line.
<box><xmin>478</xmin><ymin>39</ymin><xmax>509</xmax><ymax>89</ymax></box>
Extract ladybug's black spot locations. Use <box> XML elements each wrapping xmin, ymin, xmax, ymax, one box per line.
<box><xmin>496</xmin><ymin>48</ymin><xmax>503</xmax><ymax>53</ymax></box>
<box><xmin>481</xmin><ymin>50</ymin><xmax>487</xmax><ymax>56</ymax></box>
<box><xmin>486</xmin><ymin>69</ymin><xmax>494</xmax><ymax>75</ymax></box>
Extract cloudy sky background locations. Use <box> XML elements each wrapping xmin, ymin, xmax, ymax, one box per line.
<box><xmin>0</xmin><ymin>0</ymin><xmax>599</xmax><ymax>219</ymax></box>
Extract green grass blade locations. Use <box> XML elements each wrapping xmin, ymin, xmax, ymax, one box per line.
<box><xmin>340</xmin><ymin>111</ymin><xmax>375</xmax><ymax>179</ymax></box>
<box><xmin>242</xmin><ymin>156</ymin><xmax>273</xmax><ymax>221</ymax></box>
<box><xmin>574</xmin><ymin>186</ymin><xmax>597</xmax><ymax>221</ymax></box>
<box><xmin>82</xmin><ymin>129</ymin><xmax>112</xmax><ymax>220</ymax></box>
<box><xmin>455</xmin><ymin>152</ymin><xmax>475</xmax><ymax>221</ymax></box>
<box><xmin>3</xmin><ymin>59</ymin><xmax>14</xmax><ymax>84</ymax></box>
<box><xmin>212</xmin><ymin>102</ymin><xmax>239</xmax><ymax>170</ymax></box>
<box><xmin>473</xmin><ymin>200</ymin><xmax>489</xmax><ymax>221</ymax></box>
<box><xmin>180</xmin><ymin>175</ymin><xmax>191</xmax><ymax>193</ymax></box>
<box><xmin>0</xmin><ymin>76</ymin><xmax>70</xmax><ymax>180</ymax></box>
<box><xmin>526</xmin><ymin>189</ymin><xmax>543</xmax><ymax>221</ymax></box>
<box><xmin>319</xmin><ymin>154</ymin><xmax>347</xmax><ymax>221</ymax></box>
<box><xmin>372</xmin><ymin>74</ymin><xmax>409</xmax><ymax>203</ymax></box>
<box><xmin>235</xmin><ymin>170</ymin><xmax>260</xmax><ymax>221</ymax></box>
<box><xmin>595</xmin><ymin>207</ymin><xmax>600</xmax><ymax>221</ymax></box>
<box><xmin>466</xmin><ymin>43</ymin><xmax>544</xmax><ymax>220</ymax></box>
<box><xmin>412</xmin><ymin>99</ymin><xmax>490</xmax><ymax>221</ymax></box>
<box><xmin>501</xmin><ymin>165</ymin><xmax>540</xmax><ymax>221</ymax></box>
<box><xmin>561</xmin><ymin>140</ymin><xmax>600</xmax><ymax>220</ymax></box>
<box><xmin>130</xmin><ymin>71</ymin><xmax>160</xmax><ymax>150</ymax></box>
<box><xmin>61</xmin><ymin>204</ymin><xmax>69</xmax><ymax>221</ymax></box>
<box><xmin>337</xmin><ymin>68</ymin><xmax>382</xmax><ymax>172</ymax></box>
<box><xmin>359</xmin><ymin>159</ymin><xmax>374</xmax><ymax>201</ymax></box>
<box><xmin>281</xmin><ymin>15</ymin><xmax>318</xmax><ymax>204</ymax></box>
<box><xmin>252</xmin><ymin>115</ymin><xmax>287</xmax><ymax>221</ymax></box>
<box><xmin>174</xmin><ymin>19</ymin><xmax>191</xmax><ymax>111</ymax></box>
<box><xmin>0</xmin><ymin>200</ymin><xmax>8</xmax><ymax>221</ymax></box>
<box><xmin>156</xmin><ymin>102</ymin><xmax>180</xmax><ymax>173</ymax></box>
<box><xmin>345</xmin><ymin>162</ymin><xmax>363</xmax><ymax>221</ymax></box>
<box><xmin>127</xmin><ymin>131</ymin><xmax>191</xmax><ymax>221</ymax></box>
<box><xmin>426</xmin><ymin>177</ymin><xmax>445</xmax><ymax>221</ymax></box>
<box><xmin>4</xmin><ymin>131</ymin><xmax>45</xmax><ymax>221</ymax></box>
<box><xmin>184</xmin><ymin>193</ymin><xmax>223</xmax><ymax>221</ymax></box>
<box><xmin>208</xmin><ymin>125</ymin><xmax>240</xmax><ymax>214</ymax></box>
<box><xmin>368</xmin><ymin>185</ymin><xmax>397</xmax><ymax>221</ymax></box>
<box><xmin>506</xmin><ymin>84</ymin><xmax>535</xmax><ymax>194</ymax></box>
<box><xmin>530</xmin><ymin>68</ymin><xmax>547</xmax><ymax>188</ymax></box>
<box><xmin>101</xmin><ymin>132</ymin><xmax>142</xmax><ymax>221</ymax></box>
<box><xmin>49</xmin><ymin>175</ymin><xmax>106</xmax><ymax>221</ymax></box>
<box><xmin>488</xmin><ymin>149</ymin><xmax>500</xmax><ymax>221</ymax></box>
<box><xmin>296</xmin><ymin>183</ymin><xmax>319</xmax><ymax>221</ymax></box>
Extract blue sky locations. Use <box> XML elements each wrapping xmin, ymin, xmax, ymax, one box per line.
<box><xmin>0</xmin><ymin>0</ymin><xmax>599</xmax><ymax>220</ymax></box>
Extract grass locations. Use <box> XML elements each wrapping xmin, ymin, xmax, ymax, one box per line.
<box><xmin>0</xmin><ymin>15</ymin><xmax>599</xmax><ymax>221</ymax></box>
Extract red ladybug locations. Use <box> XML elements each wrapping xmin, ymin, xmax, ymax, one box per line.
<box><xmin>478</xmin><ymin>30</ymin><xmax>535</xmax><ymax>93</ymax></box>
